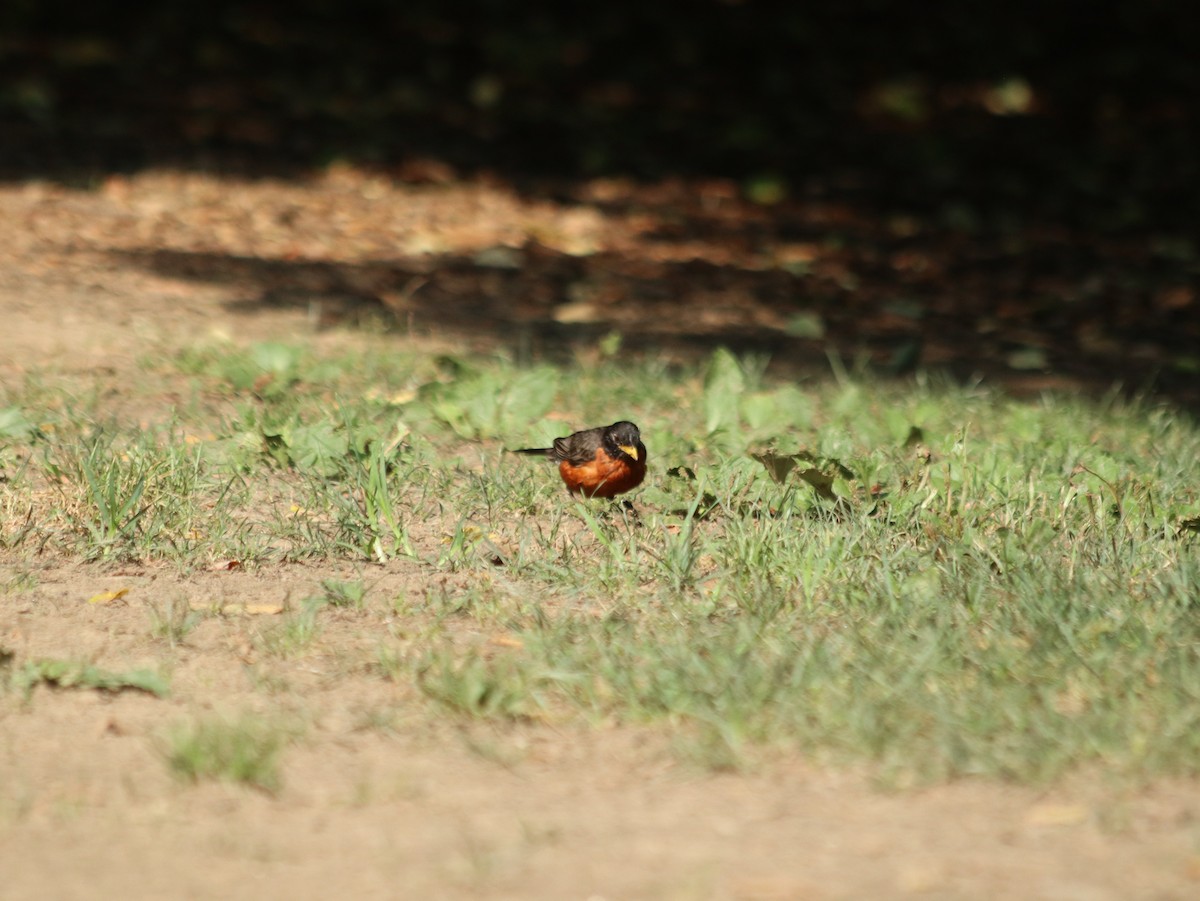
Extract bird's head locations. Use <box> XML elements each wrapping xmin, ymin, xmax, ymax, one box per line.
<box><xmin>603</xmin><ymin>421</ymin><xmax>643</xmax><ymax>461</ymax></box>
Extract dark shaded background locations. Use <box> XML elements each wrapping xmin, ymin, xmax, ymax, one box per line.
<box><xmin>3</xmin><ymin>1</ymin><xmax>1198</xmax><ymax>402</ymax></box>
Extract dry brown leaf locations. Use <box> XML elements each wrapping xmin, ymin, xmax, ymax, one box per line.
<box><xmin>221</xmin><ymin>603</ymin><xmax>285</xmax><ymax>616</ymax></box>
<box><xmin>488</xmin><ymin>635</ymin><xmax>524</xmax><ymax>649</ymax></box>
<box><xmin>1025</xmin><ymin>802</ymin><xmax>1089</xmax><ymax>827</ymax></box>
<box><xmin>553</xmin><ymin>300</ymin><xmax>602</xmax><ymax>323</ymax></box>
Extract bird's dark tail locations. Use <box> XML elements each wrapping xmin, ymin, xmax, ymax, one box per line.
<box><xmin>509</xmin><ymin>446</ymin><xmax>554</xmax><ymax>456</ymax></box>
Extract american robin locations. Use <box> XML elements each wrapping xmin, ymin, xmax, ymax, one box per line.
<box><xmin>512</xmin><ymin>420</ymin><xmax>647</xmax><ymax>499</ymax></box>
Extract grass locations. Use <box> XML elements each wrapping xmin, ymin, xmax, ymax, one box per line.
<box><xmin>257</xmin><ymin>606</ymin><xmax>322</xmax><ymax>659</ymax></box>
<box><xmin>164</xmin><ymin>714</ymin><xmax>291</xmax><ymax>793</ymax></box>
<box><xmin>7</xmin><ymin>658</ymin><xmax>170</xmax><ymax>699</ymax></box>
<box><xmin>3</xmin><ymin>337</ymin><xmax>1200</xmax><ymax>784</ymax></box>
<box><xmin>312</xmin><ymin>577</ymin><xmax>368</xmax><ymax>610</ymax></box>
<box><xmin>148</xmin><ymin>594</ymin><xmax>203</xmax><ymax>646</ymax></box>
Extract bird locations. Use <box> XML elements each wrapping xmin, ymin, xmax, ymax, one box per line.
<box><xmin>512</xmin><ymin>420</ymin><xmax>647</xmax><ymax>499</ymax></box>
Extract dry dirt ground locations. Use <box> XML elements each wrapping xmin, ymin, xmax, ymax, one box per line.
<box><xmin>2</xmin><ymin>170</ymin><xmax>1199</xmax><ymax>900</ymax></box>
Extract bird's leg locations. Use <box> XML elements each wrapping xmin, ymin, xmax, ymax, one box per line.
<box><xmin>619</xmin><ymin>498</ymin><xmax>641</xmax><ymax>524</ymax></box>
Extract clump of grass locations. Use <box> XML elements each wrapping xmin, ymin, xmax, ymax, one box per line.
<box><xmin>10</xmin><ymin>658</ymin><xmax>170</xmax><ymax>699</ymax></box>
<box><xmin>374</xmin><ymin>643</ymin><xmax>408</xmax><ymax>681</ymax></box>
<box><xmin>164</xmin><ymin>714</ymin><xmax>290</xmax><ymax>793</ymax></box>
<box><xmin>313</xmin><ymin>577</ymin><xmax>367</xmax><ymax>610</ymax></box>
<box><xmin>148</xmin><ymin>595</ymin><xmax>202</xmax><ymax>646</ymax></box>
<box><xmin>1</xmin><ymin>569</ymin><xmax>38</xmax><ymax>593</ymax></box>
<box><xmin>50</xmin><ymin>428</ymin><xmax>214</xmax><ymax>560</ymax></box>
<box><xmin>331</xmin><ymin>439</ymin><xmax>417</xmax><ymax>562</ymax></box>
<box><xmin>257</xmin><ymin>607</ymin><xmax>321</xmax><ymax>658</ymax></box>
<box><xmin>416</xmin><ymin>647</ymin><xmax>543</xmax><ymax>720</ymax></box>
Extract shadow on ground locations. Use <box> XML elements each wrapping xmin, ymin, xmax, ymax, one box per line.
<box><xmin>8</xmin><ymin>3</ymin><xmax>1197</xmax><ymax>406</ymax></box>
<box><xmin>114</xmin><ymin>178</ymin><xmax>1199</xmax><ymax>410</ymax></box>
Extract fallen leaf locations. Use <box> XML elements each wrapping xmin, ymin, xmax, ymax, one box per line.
<box><xmin>795</xmin><ymin>467</ymin><xmax>838</xmax><ymax>500</ymax></box>
<box><xmin>1178</xmin><ymin>515</ymin><xmax>1200</xmax><ymax>535</ymax></box>
<box><xmin>221</xmin><ymin>603</ymin><xmax>285</xmax><ymax>616</ymax></box>
<box><xmin>751</xmin><ymin>450</ymin><xmax>855</xmax><ymax>495</ymax></box>
<box><xmin>751</xmin><ymin>452</ymin><xmax>798</xmax><ymax>483</ymax></box>
<box><xmin>785</xmin><ymin>311</ymin><xmax>825</xmax><ymax>338</ymax></box>
<box><xmin>210</xmin><ymin>559</ymin><xmax>242</xmax><ymax>571</ymax></box>
<box><xmin>553</xmin><ymin>300</ymin><xmax>601</xmax><ymax>323</ymax></box>
<box><xmin>1025</xmin><ymin>802</ymin><xmax>1089</xmax><ymax>827</ymax></box>
<box><xmin>88</xmin><ymin>587</ymin><xmax>130</xmax><ymax>605</ymax></box>
<box><xmin>489</xmin><ymin>635</ymin><xmax>524</xmax><ymax>649</ymax></box>
<box><xmin>245</xmin><ymin>603</ymin><xmax>285</xmax><ymax>615</ymax></box>
<box><xmin>1007</xmin><ymin>346</ymin><xmax>1048</xmax><ymax>370</ymax></box>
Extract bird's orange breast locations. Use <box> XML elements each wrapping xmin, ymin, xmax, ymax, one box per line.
<box><xmin>559</xmin><ymin>448</ymin><xmax>646</xmax><ymax>498</ymax></box>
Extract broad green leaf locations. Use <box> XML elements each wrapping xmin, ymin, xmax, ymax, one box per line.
<box><xmin>704</xmin><ymin>348</ymin><xmax>745</xmax><ymax>434</ymax></box>
<box><xmin>500</xmin><ymin>367</ymin><xmax>559</xmax><ymax>427</ymax></box>
<box><xmin>287</xmin><ymin>421</ymin><xmax>349</xmax><ymax>475</ymax></box>
<box><xmin>0</xmin><ymin>407</ymin><xmax>34</xmax><ymax>440</ymax></box>
<box><xmin>252</xmin><ymin>342</ymin><xmax>303</xmax><ymax>377</ymax></box>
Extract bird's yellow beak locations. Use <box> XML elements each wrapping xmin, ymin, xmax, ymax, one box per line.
<box><xmin>619</xmin><ymin>444</ymin><xmax>639</xmax><ymax>461</ymax></box>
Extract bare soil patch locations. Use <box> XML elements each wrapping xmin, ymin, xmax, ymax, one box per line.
<box><xmin>2</xmin><ymin>172</ymin><xmax>1199</xmax><ymax>899</ymax></box>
